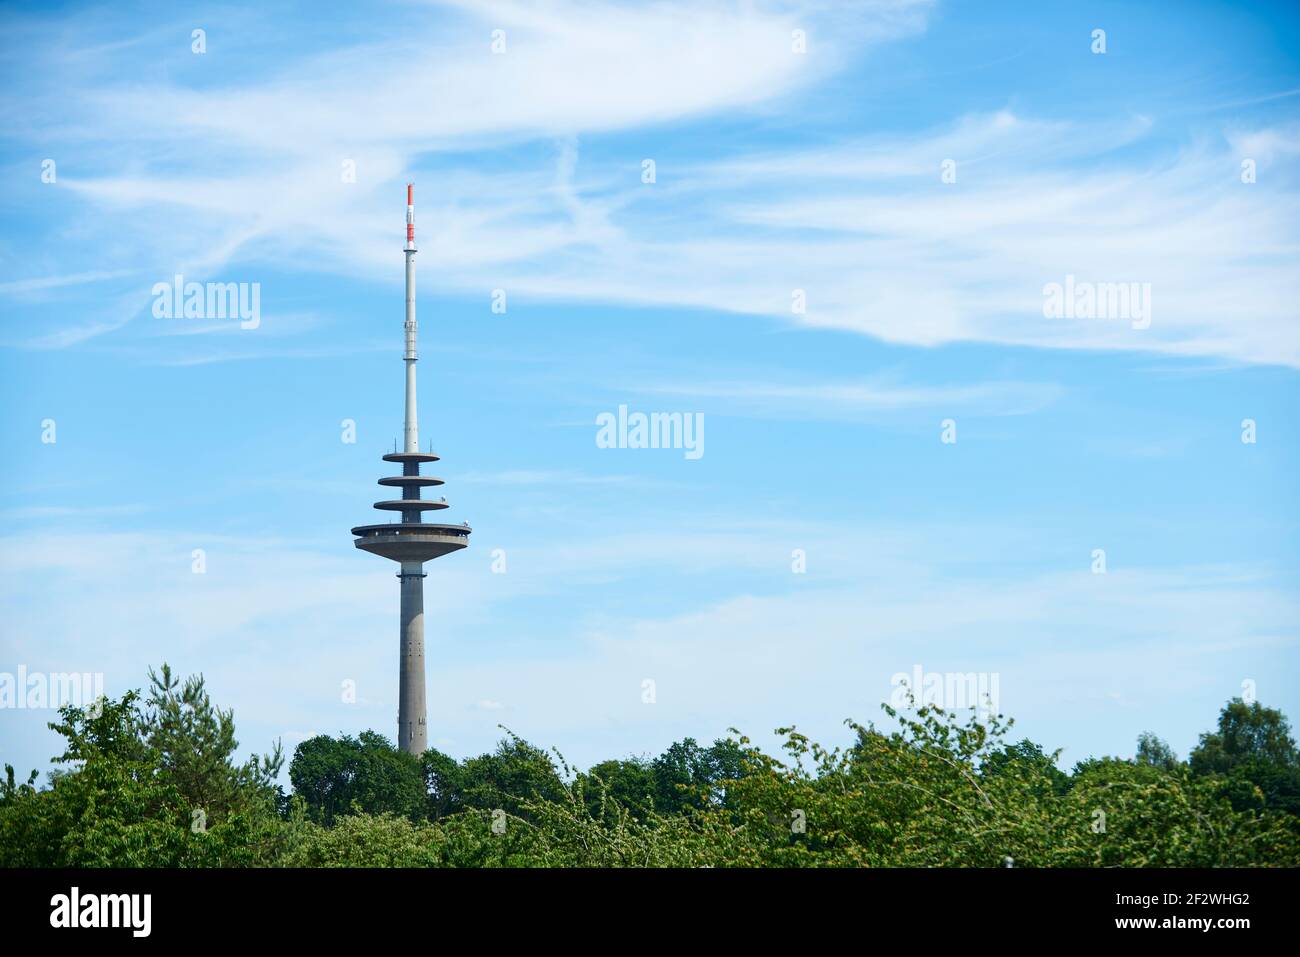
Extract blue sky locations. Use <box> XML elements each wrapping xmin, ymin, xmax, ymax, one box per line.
<box><xmin>1</xmin><ymin>0</ymin><xmax>1298</xmax><ymax>782</ymax></box>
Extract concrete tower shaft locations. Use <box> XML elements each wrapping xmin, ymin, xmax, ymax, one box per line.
<box><xmin>398</xmin><ymin>561</ymin><xmax>427</xmax><ymax>753</ymax></box>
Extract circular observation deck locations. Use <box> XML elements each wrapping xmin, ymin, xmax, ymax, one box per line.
<box><xmin>377</xmin><ymin>475</ymin><xmax>445</xmax><ymax>487</ymax></box>
<box><xmin>372</xmin><ymin>499</ymin><xmax>449</xmax><ymax>511</ymax></box>
<box><xmin>352</xmin><ymin>522</ymin><xmax>472</xmax><ymax>562</ymax></box>
<box><xmin>383</xmin><ymin>451</ymin><xmax>440</xmax><ymax>464</ymax></box>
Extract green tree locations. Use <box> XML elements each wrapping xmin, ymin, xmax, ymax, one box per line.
<box><xmin>651</xmin><ymin>737</ymin><xmax>750</xmax><ymax>813</ymax></box>
<box><xmin>0</xmin><ymin>672</ymin><xmax>291</xmax><ymax>867</ymax></box>
<box><xmin>980</xmin><ymin>738</ymin><xmax>1070</xmax><ymax>797</ymax></box>
<box><xmin>144</xmin><ymin>664</ymin><xmax>283</xmax><ymax>819</ymax></box>
<box><xmin>1189</xmin><ymin>698</ymin><xmax>1300</xmax><ymax>815</ymax></box>
<box><xmin>1135</xmin><ymin>732</ymin><xmax>1179</xmax><ymax>771</ymax></box>
<box><xmin>290</xmin><ymin>731</ymin><xmax>425</xmax><ymax>825</ymax></box>
<box><xmin>1062</xmin><ymin>757</ymin><xmax>1296</xmax><ymax>866</ymax></box>
<box><xmin>577</xmin><ymin>758</ymin><xmax>656</xmax><ymax>817</ymax></box>
<box><xmin>450</xmin><ymin>732</ymin><xmax>567</xmax><ymax>819</ymax></box>
<box><xmin>421</xmin><ymin>747</ymin><xmax>463</xmax><ymax>819</ymax></box>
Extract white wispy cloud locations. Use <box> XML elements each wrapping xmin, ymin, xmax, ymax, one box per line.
<box><xmin>636</xmin><ymin>376</ymin><xmax>1064</xmax><ymax>418</ymax></box>
<box><xmin>4</xmin><ymin>0</ymin><xmax>928</xmax><ymax>347</ymax></box>
<box><xmin>0</xmin><ymin>269</ymin><xmax>135</xmax><ymax>296</ymax></box>
<box><xmin>481</xmin><ymin>111</ymin><xmax>1300</xmax><ymax>366</ymax></box>
<box><xmin>6</xmin><ymin>1</ymin><xmax>1297</xmax><ymax>370</ymax></box>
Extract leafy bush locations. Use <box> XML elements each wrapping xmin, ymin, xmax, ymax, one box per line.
<box><xmin>4</xmin><ymin>665</ymin><xmax>1297</xmax><ymax>867</ymax></box>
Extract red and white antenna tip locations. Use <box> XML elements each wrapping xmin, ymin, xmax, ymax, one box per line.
<box><xmin>405</xmin><ymin>184</ymin><xmax>415</xmax><ymax>249</ymax></box>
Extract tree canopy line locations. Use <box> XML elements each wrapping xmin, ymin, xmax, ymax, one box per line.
<box><xmin>2</xmin><ymin>664</ymin><xmax>1298</xmax><ymax>867</ymax></box>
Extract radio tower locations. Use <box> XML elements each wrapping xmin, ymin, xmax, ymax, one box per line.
<box><xmin>352</xmin><ymin>184</ymin><xmax>470</xmax><ymax>755</ymax></box>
